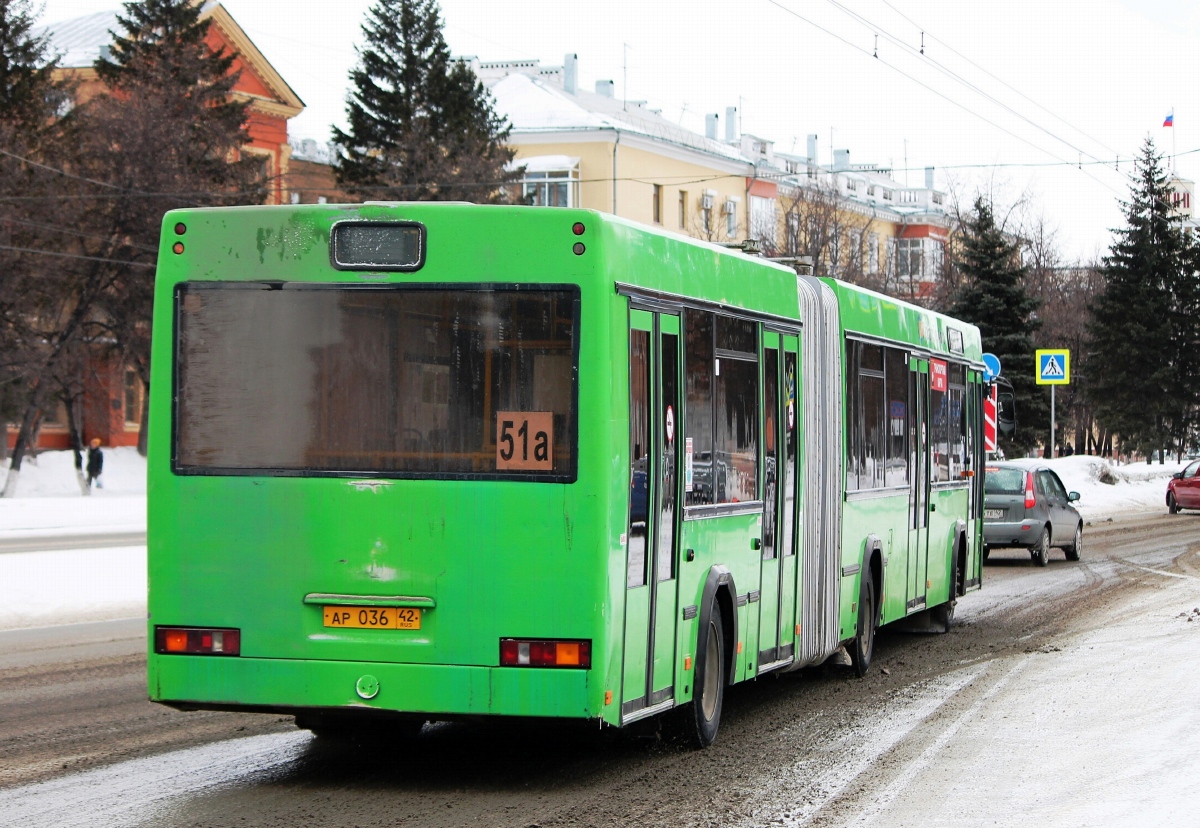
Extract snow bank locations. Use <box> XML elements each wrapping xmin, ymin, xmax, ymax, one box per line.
<box><xmin>0</xmin><ymin>446</ymin><xmax>146</xmax><ymax>497</ymax></box>
<box><xmin>0</xmin><ymin>448</ymin><xmax>147</xmax><ymax>537</ymax></box>
<box><xmin>1002</xmin><ymin>455</ymin><xmax>1186</xmax><ymax>517</ymax></box>
<box><xmin>0</xmin><ymin>545</ymin><xmax>146</xmax><ymax>630</ymax></box>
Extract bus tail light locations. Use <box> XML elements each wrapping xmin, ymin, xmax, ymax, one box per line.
<box><xmin>155</xmin><ymin>626</ymin><xmax>241</xmax><ymax>656</ymax></box>
<box><xmin>500</xmin><ymin>639</ymin><xmax>591</xmax><ymax>668</ymax></box>
<box><xmin>1024</xmin><ymin>472</ymin><xmax>1037</xmax><ymax>510</ymax></box>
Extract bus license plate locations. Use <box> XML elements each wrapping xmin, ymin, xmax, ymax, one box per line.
<box><xmin>322</xmin><ymin>606</ymin><xmax>421</xmax><ymax>630</ymax></box>
<box><xmin>984</xmin><ymin>509</ymin><xmax>1004</xmax><ymax>519</ymax></box>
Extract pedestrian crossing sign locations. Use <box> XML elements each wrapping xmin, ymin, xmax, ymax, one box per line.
<box><xmin>1036</xmin><ymin>349</ymin><xmax>1070</xmax><ymax>385</ymax></box>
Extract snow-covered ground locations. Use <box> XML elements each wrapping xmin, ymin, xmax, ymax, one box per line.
<box><xmin>0</xmin><ymin>448</ymin><xmax>146</xmax><ymax>537</ymax></box>
<box><xmin>1002</xmin><ymin>454</ymin><xmax>1186</xmax><ymax>518</ymax></box>
<box><xmin>0</xmin><ymin>545</ymin><xmax>146</xmax><ymax>630</ymax></box>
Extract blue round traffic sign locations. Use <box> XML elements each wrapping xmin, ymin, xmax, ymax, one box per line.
<box><xmin>982</xmin><ymin>353</ymin><xmax>1001</xmax><ymax>382</ymax></box>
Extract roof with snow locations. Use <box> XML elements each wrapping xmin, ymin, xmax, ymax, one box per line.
<box><xmin>38</xmin><ymin>3</ymin><xmax>303</xmax><ymax>116</ymax></box>
<box><xmin>40</xmin><ymin>10</ymin><xmax>120</xmax><ymax>67</ymax></box>
<box><xmin>489</xmin><ymin>73</ymin><xmax>749</xmax><ymax>166</ymax></box>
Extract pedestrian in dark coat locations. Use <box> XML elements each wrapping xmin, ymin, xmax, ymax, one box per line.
<box><xmin>86</xmin><ymin>438</ymin><xmax>104</xmax><ymax>489</ymax></box>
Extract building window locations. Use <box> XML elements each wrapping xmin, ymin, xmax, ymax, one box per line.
<box><xmin>882</xmin><ymin>189</ymin><xmax>893</xmax><ymax>201</ymax></box>
<box><xmin>896</xmin><ymin>238</ymin><xmax>923</xmax><ymax>279</ymax></box>
<box><xmin>726</xmin><ymin>200</ymin><xmax>738</xmax><ymax>237</ymax></box>
<box><xmin>932</xmin><ymin>192</ymin><xmax>944</xmax><ymax>205</ymax></box>
<box><xmin>522</xmin><ymin>169</ymin><xmax>577</xmax><ymax>207</ymax></box>
<box><xmin>868</xmin><ymin>233</ymin><xmax>879</xmax><ymax>274</ymax></box>
<box><xmin>124</xmin><ymin>369</ymin><xmax>143</xmax><ymax>427</ymax></box>
<box><xmin>679</xmin><ymin>190</ymin><xmax>688</xmax><ymax>228</ymax></box>
<box><xmin>653</xmin><ymin>184</ymin><xmax>662</xmax><ymax>224</ymax></box>
<box><xmin>749</xmin><ymin>195</ymin><xmax>776</xmax><ymax>247</ymax></box>
<box><xmin>845</xmin><ymin>178</ymin><xmax>858</xmax><ymax>192</ymax></box>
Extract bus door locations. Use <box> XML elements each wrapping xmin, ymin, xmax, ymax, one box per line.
<box><xmin>907</xmin><ymin>358</ymin><xmax>931</xmax><ymax>612</ymax></box>
<box><xmin>758</xmin><ymin>333</ymin><xmax>800</xmax><ymax>670</ymax></box>
<box><xmin>622</xmin><ymin>310</ymin><xmax>681</xmax><ymax>718</ymax></box>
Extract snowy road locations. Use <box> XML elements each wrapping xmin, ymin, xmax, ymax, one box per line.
<box><xmin>0</xmin><ymin>512</ymin><xmax>1197</xmax><ymax>827</ymax></box>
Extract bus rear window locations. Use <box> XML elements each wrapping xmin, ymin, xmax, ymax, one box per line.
<box><xmin>174</xmin><ymin>283</ymin><xmax>579</xmax><ymax>480</ymax></box>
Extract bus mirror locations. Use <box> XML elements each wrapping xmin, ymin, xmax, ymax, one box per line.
<box><xmin>997</xmin><ymin>392</ymin><xmax>1017</xmax><ymax>435</ymax></box>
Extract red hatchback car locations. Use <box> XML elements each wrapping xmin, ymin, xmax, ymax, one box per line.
<box><xmin>1167</xmin><ymin>459</ymin><xmax>1200</xmax><ymax>513</ymax></box>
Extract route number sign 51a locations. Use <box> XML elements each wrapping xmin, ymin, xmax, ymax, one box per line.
<box><xmin>496</xmin><ymin>411</ymin><xmax>554</xmax><ymax>471</ymax></box>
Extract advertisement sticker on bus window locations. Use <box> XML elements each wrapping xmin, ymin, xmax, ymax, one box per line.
<box><xmin>665</xmin><ymin>405</ymin><xmax>675</xmax><ymax>444</ymax></box>
<box><xmin>685</xmin><ymin>437</ymin><xmax>694</xmax><ymax>492</ymax></box>
<box><xmin>496</xmin><ymin>412</ymin><xmax>554</xmax><ymax>471</ymax></box>
<box><xmin>930</xmin><ymin>359</ymin><xmax>949</xmax><ymax>393</ymax></box>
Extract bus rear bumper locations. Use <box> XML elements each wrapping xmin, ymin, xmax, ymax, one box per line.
<box><xmin>149</xmin><ymin>655</ymin><xmax>594</xmax><ymax>720</ymax></box>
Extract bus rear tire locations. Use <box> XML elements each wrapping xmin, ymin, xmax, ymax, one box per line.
<box><xmin>849</xmin><ymin>574</ymin><xmax>877</xmax><ymax>677</ymax></box>
<box><xmin>686</xmin><ymin>604</ymin><xmax>727</xmax><ymax>748</ymax></box>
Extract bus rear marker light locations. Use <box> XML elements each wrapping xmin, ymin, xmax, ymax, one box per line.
<box><xmin>154</xmin><ymin>626</ymin><xmax>240</xmax><ymax>656</ymax></box>
<box><xmin>172</xmin><ymin>242</ymin><xmax>185</xmax><ymax>254</ymax></box>
<box><xmin>572</xmin><ymin>242</ymin><xmax>585</xmax><ymax>255</ymax></box>
<box><xmin>572</xmin><ymin>222</ymin><xmax>585</xmax><ymax>235</ymax></box>
<box><xmin>174</xmin><ymin>222</ymin><xmax>187</xmax><ymax>235</ymax></box>
<box><xmin>684</xmin><ymin>655</ymin><xmax>692</xmax><ymax>670</ymax></box>
<box><xmin>605</xmin><ymin>690</ymin><xmax>613</xmax><ymax>705</ymax></box>
<box><xmin>500</xmin><ymin>638</ymin><xmax>591</xmax><ymax>668</ymax></box>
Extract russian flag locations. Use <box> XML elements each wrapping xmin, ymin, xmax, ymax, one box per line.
<box><xmin>1164</xmin><ymin>111</ymin><xmax>1174</xmax><ymax>127</ymax></box>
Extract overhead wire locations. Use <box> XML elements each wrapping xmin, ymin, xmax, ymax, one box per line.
<box><xmin>764</xmin><ymin>0</ymin><xmax>1128</xmax><ymax>200</ymax></box>
<box><xmin>0</xmin><ymin>244</ymin><xmax>156</xmax><ymax>269</ymax></box>
<box><xmin>821</xmin><ymin>0</ymin><xmax>1116</xmax><ymax>172</ymax></box>
<box><xmin>877</xmin><ymin>0</ymin><xmax>1122</xmax><ymax>160</ymax></box>
<box><xmin>0</xmin><ymin>215</ymin><xmax>159</xmax><ymax>253</ymax></box>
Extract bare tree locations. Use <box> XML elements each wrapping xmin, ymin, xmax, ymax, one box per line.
<box><xmin>778</xmin><ymin>176</ymin><xmax>876</xmax><ymax>283</ymax></box>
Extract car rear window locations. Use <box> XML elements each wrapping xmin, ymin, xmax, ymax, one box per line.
<box><xmin>984</xmin><ymin>467</ymin><xmax>1025</xmax><ymax>495</ymax></box>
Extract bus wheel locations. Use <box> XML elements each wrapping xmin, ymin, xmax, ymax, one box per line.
<box><xmin>1032</xmin><ymin>527</ymin><xmax>1051</xmax><ymax>567</ymax></box>
<box><xmin>687</xmin><ymin>604</ymin><xmax>727</xmax><ymax>748</ymax></box>
<box><xmin>849</xmin><ymin>575</ymin><xmax>876</xmax><ymax>677</ymax></box>
<box><xmin>1065</xmin><ymin>523</ymin><xmax>1083</xmax><ymax>561</ymax></box>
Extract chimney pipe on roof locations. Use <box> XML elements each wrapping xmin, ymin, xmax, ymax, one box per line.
<box><xmin>705</xmin><ymin>114</ymin><xmax>718</xmax><ymax>140</ymax></box>
<box><xmin>595</xmin><ymin>79</ymin><xmax>615</xmax><ymax>97</ymax></box>
<box><xmin>807</xmin><ymin>133</ymin><xmax>818</xmax><ymax>165</ymax></box>
<box><xmin>725</xmin><ymin>106</ymin><xmax>737</xmax><ymax>142</ymax></box>
<box><xmin>924</xmin><ymin>166</ymin><xmax>934</xmax><ymax>189</ymax></box>
<box><xmin>833</xmin><ymin>149</ymin><xmax>850</xmax><ymax>171</ymax></box>
<box><xmin>563</xmin><ymin>53</ymin><xmax>577</xmax><ymax>95</ymax></box>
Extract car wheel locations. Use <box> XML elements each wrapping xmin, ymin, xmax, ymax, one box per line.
<box><xmin>1168</xmin><ymin>492</ymin><xmax>1179</xmax><ymax>514</ymax></box>
<box><xmin>1065</xmin><ymin>523</ymin><xmax>1082</xmax><ymax>561</ymax></box>
<box><xmin>1033</xmin><ymin>527</ymin><xmax>1051</xmax><ymax>567</ymax></box>
<box><xmin>850</xmin><ymin>574</ymin><xmax>877</xmax><ymax>677</ymax></box>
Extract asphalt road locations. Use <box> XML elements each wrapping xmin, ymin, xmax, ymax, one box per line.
<box><xmin>1</xmin><ymin>512</ymin><xmax>1197</xmax><ymax>827</ymax></box>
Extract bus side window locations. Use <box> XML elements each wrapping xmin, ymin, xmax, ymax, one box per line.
<box><xmin>685</xmin><ymin>311</ymin><xmax>714</xmax><ymax>506</ymax></box>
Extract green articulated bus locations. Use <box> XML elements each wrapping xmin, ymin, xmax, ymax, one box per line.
<box><xmin>147</xmin><ymin>203</ymin><xmax>985</xmax><ymax>746</ymax></box>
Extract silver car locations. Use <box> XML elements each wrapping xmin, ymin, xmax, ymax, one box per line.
<box><xmin>983</xmin><ymin>462</ymin><xmax>1083</xmax><ymax>566</ymax></box>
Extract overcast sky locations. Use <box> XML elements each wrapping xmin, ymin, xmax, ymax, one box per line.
<box><xmin>39</xmin><ymin>0</ymin><xmax>1200</xmax><ymax>261</ymax></box>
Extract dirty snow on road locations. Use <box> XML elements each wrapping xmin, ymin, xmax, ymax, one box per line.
<box><xmin>0</xmin><ymin>731</ymin><xmax>311</xmax><ymax>828</ymax></box>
